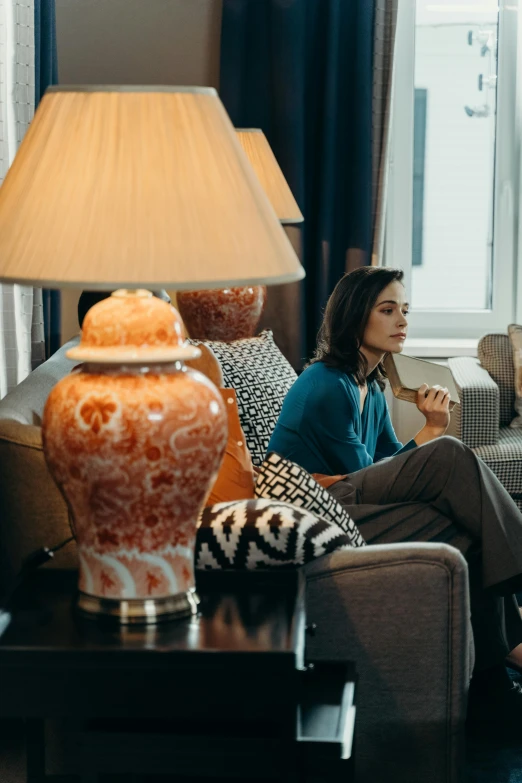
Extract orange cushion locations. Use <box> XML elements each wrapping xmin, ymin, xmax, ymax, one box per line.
<box><xmin>185</xmin><ymin>343</ymin><xmax>224</xmax><ymax>388</ymax></box>
<box><xmin>206</xmin><ymin>388</ymin><xmax>255</xmax><ymax>506</ymax></box>
<box><xmin>311</xmin><ymin>473</ymin><xmax>348</xmax><ymax>490</ymax></box>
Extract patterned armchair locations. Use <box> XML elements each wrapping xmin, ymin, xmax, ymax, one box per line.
<box><xmin>448</xmin><ymin>334</ymin><xmax>522</xmax><ymax>511</ymax></box>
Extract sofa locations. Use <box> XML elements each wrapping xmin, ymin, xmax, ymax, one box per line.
<box><xmin>0</xmin><ymin>335</ymin><xmax>472</xmax><ymax>783</ymax></box>
<box><xmin>449</xmin><ymin>333</ymin><xmax>522</xmax><ymax>511</ymax></box>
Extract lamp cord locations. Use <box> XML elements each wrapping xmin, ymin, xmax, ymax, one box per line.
<box><xmin>0</xmin><ymin>535</ymin><xmax>74</xmax><ymax>628</ymax></box>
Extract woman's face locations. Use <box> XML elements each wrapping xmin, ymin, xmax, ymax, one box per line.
<box><xmin>361</xmin><ymin>281</ymin><xmax>409</xmax><ymax>356</ymax></box>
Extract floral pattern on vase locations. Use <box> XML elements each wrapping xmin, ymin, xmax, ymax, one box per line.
<box><xmin>177</xmin><ymin>285</ymin><xmax>266</xmax><ymax>342</ymax></box>
<box><xmin>43</xmin><ymin>361</ymin><xmax>228</xmax><ymax>602</ymax></box>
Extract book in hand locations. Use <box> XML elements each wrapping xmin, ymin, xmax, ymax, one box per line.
<box><xmin>383</xmin><ymin>353</ymin><xmax>460</xmax><ymax>411</ymax></box>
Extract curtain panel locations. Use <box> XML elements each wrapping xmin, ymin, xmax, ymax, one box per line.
<box><xmin>220</xmin><ymin>0</ymin><xmax>383</xmax><ymax>366</ymax></box>
<box><xmin>35</xmin><ymin>0</ymin><xmax>60</xmax><ymax>359</ymax></box>
<box><xmin>0</xmin><ymin>0</ymin><xmax>45</xmax><ymax>397</ymax></box>
<box><xmin>372</xmin><ymin>0</ymin><xmax>399</xmax><ymax>265</ymax></box>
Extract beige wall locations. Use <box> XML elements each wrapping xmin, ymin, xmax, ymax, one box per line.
<box><xmin>55</xmin><ymin>0</ymin><xmax>223</xmax><ymax>343</ymax></box>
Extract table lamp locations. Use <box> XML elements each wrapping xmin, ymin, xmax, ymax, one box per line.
<box><xmin>0</xmin><ymin>86</ymin><xmax>304</xmax><ymax>624</ymax></box>
<box><xmin>176</xmin><ymin>128</ymin><xmax>304</xmax><ymax>341</ymax></box>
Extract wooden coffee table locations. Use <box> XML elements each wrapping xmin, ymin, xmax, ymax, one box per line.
<box><xmin>0</xmin><ymin>568</ymin><xmax>356</xmax><ymax>782</ymax></box>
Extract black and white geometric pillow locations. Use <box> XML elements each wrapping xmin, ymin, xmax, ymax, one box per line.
<box><xmin>188</xmin><ymin>330</ymin><xmax>297</xmax><ymax>466</ymax></box>
<box><xmin>255</xmin><ymin>452</ymin><xmax>366</xmax><ymax>548</ymax></box>
<box><xmin>195</xmin><ymin>498</ymin><xmax>354</xmax><ymax>570</ymax></box>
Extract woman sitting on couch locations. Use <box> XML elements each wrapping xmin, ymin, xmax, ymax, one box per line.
<box><xmin>268</xmin><ymin>266</ymin><xmax>522</xmax><ymax>720</ymax></box>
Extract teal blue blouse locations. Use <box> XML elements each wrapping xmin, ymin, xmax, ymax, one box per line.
<box><xmin>267</xmin><ymin>361</ymin><xmax>416</xmax><ymax>475</ymax></box>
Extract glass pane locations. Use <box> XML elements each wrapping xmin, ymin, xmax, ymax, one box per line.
<box><xmin>411</xmin><ymin>1</ymin><xmax>499</xmax><ymax>311</ymax></box>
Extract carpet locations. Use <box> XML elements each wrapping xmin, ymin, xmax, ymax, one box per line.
<box><xmin>2</xmin><ymin>717</ymin><xmax>522</xmax><ymax>782</ymax></box>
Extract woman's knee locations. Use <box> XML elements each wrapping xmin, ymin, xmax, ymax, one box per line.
<box><xmin>422</xmin><ymin>435</ymin><xmax>472</xmax><ymax>462</ymax></box>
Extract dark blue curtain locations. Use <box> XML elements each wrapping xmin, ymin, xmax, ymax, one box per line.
<box><xmin>35</xmin><ymin>0</ymin><xmax>60</xmax><ymax>357</ymax></box>
<box><xmin>220</xmin><ymin>0</ymin><xmax>374</xmax><ymax>361</ymax></box>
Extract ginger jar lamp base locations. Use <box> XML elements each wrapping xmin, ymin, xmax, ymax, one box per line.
<box><xmin>42</xmin><ymin>290</ymin><xmax>228</xmax><ymax>625</ymax></box>
<box><xmin>177</xmin><ymin>285</ymin><xmax>266</xmax><ymax>342</ymax></box>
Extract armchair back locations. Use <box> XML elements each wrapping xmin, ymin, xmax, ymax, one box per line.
<box><xmin>478</xmin><ymin>334</ymin><xmax>515</xmax><ymax>426</ymax></box>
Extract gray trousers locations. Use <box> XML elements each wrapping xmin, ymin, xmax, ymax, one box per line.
<box><xmin>328</xmin><ymin>436</ymin><xmax>522</xmax><ymax>672</ymax></box>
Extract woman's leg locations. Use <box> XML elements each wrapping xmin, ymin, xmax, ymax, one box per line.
<box><xmin>327</xmin><ymin>437</ymin><xmax>522</xmax><ymax>673</ymax></box>
<box><xmin>343</xmin><ymin>436</ymin><xmax>522</xmax><ymax>595</ymax></box>
<box><xmin>329</xmin><ymin>483</ymin><xmax>522</xmax><ymax>672</ymax></box>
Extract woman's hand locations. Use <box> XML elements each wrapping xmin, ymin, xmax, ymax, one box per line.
<box><xmin>413</xmin><ymin>383</ymin><xmax>451</xmax><ymax>446</ymax></box>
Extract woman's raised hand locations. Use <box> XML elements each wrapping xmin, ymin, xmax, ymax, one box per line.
<box><xmin>415</xmin><ymin>383</ymin><xmax>451</xmax><ymax>436</ymax></box>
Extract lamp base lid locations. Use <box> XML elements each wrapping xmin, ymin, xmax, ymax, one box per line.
<box><xmin>66</xmin><ymin>344</ymin><xmax>201</xmax><ymax>364</ymax></box>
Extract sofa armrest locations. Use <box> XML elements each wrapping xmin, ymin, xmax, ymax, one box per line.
<box><xmin>448</xmin><ymin>355</ymin><xmax>500</xmax><ymax>447</ymax></box>
<box><xmin>303</xmin><ymin>542</ymin><xmax>471</xmax><ymax>783</ymax></box>
<box><xmin>0</xmin><ymin>337</ymin><xmax>79</xmax><ymax>426</ymax></box>
<box><xmin>0</xmin><ymin>419</ymin><xmax>77</xmax><ymax>595</ymax></box>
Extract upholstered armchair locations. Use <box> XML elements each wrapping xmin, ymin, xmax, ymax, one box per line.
<box><xmin>449</xmin><ymin>334</ymin><xmax>522</xmax><ymax>511</ymax></box>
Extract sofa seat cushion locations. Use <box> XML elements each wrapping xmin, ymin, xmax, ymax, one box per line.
<box><xmin>474</xmin><ymin>426</ymin><xmax>522</xmax><ymax>504</ymax></box>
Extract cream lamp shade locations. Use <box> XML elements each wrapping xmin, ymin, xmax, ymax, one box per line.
<box><xmin>0</xmin><ymin>86</ymin><xmax>305</xmax><ymax>290</ymax></box>
<box><xmin>235</xmin><ymin>129</ymin><xmax>303</xmax><ymax>224</ymax></box>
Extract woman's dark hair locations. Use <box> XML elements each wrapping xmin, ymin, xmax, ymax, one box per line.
<box><xmin>309</xmin><ymin>267</ymin><xmax>405</xmax><ymax>391</ymax></box>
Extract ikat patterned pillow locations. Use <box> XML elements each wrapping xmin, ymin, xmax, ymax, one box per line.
<box><xmin>255</xmin><ymin>452</ymin><xmax>366</xmax><ymax>548</ymax></box>
<box><xmin>188</xmin><ymin>330</ymin><xmax>297</xmax><ymax>466</ymax></box>
<box><xmin>195</xmin><ymin>498</ymin><xmax>354</xmax><ymax>570</ymax></box>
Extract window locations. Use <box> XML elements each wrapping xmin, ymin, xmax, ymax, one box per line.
<box><xmin>386</xmin><ymin>0</ymin><xmax>519</xmax><ymax>339</ymax></box>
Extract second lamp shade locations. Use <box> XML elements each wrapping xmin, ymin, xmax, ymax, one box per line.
<box><xmin>235</xmin><ymin>129</ymin><xmax>303</xmax><ymax>225</ymax></box>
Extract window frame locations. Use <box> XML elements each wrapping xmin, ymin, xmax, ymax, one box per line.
<box><xmin>385</xmin><ymin>0</ymin><xmax>519</xmax><ymax>339</ymax></box>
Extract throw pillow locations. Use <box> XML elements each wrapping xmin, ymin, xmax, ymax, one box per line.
<box><xmin>188</xmin><ymin>330</ymin><xmax>297</xmax><ymax>466</ymax></box>
<box><xmin>195</xmin><ymin>498</ymin><xmax>354</xmax><ymax>570</ymax></box>
<box><xmin>205</xmin><ymin>388</ymin><xmax>255</xmax><ymax>506</ymax></box>
<box><xmin>255</xmin><ymin>452</ymin><xmax>366</xmax><ymax>548</ymax></box>
<box><xmin>508</xmin><ymin>324</ymin><xmax>522</xmax><ymax>427</ymax></box>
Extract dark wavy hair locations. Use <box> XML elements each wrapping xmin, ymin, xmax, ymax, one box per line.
<box><xmin>309</xmin><ymin>267</ymin><xmax>405</xmax><ymax>391</ymax></box>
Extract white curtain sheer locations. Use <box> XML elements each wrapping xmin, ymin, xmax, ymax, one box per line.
<box><xmin>0</xmin><ymin>0</ymin><xmax>44</xmax><ymax>399</ymax></box>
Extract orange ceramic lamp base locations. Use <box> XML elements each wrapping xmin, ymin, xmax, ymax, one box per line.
<box><xmin>42</xmin><ymin>290</ymin><xmax>228</xmax><ymax>623</ymax></box>
<box><xmin>177</xmin><ymin>285</ymin><xmax>266</xmax><ymax>342</ymax></box>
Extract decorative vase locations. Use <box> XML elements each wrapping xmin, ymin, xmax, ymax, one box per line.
<box><xmin>42</xmin><ymin>290</ymin><xmax>228</xmax><ymax>623</ymax></box>
<box><xmin>177</xmin><ymin>285</ymin><xmax>267</xmax><ymax>342</ymax></box>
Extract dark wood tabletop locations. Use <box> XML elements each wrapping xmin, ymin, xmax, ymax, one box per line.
<box><xmin>0</xmin><ymin>568</ymin><xmax>306</xmax><ymax>655</ymax></box>
<box><xmin>0</xmin><ymin>568</ymin><xmax>307</xmax><ymax>721</ymax></box>
<box><xmin>0</xmin><ymin>568</ymin><xmax>355</xmax><ymax>782</ymax></box>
